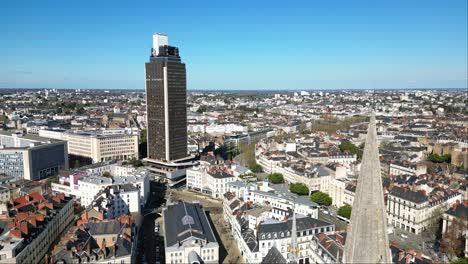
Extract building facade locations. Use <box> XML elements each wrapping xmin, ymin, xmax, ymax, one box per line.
<box><xmin>163</xmin><ymin>201</ymin><xmax>219</xmax><ymax>264</ymax></box>
<box><xmin>0</xmin><ymin>192</ymin><xmax>74</xmax><ymax>264</ymax></box>
<box><xmin>38</xmin><ymin>129</ymin><xmax>138</xmax><ymax>163</ymax></box>
<box><xmin>145</xmin><ymin>33</ymin><xmax>188</xmax><ymax>162</ymax></box>
<box><xmin>0</xmin><ymin>132</ymin><xmax>68</xmax><ymax>180</ymax></box>
<box><xmin>387</xmin><ymin>186</ymin><xmax>462</xmax><ymax>234</ymax></box>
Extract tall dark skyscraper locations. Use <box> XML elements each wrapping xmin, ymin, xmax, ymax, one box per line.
<box><xmin>145</xmin><ymin>33</ymin><xmax>188</xmax><ymax>162</ymax></box>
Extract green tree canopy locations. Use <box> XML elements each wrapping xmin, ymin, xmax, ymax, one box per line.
<box><xmin>339</xmin><ymin>141</ymin><xmax>363</xmax><ymax>160</ymax></box>
<box><xmin>102</xmin><ymin>171</ymin><xmax>112</xmax><ymax>177</ymax></box>
<box><xmin>451</xmin><ymin>258</ymin><xmax>468</xmax><ymax>264</ymax></box>
<box><xmin>268</xmin><ymin>173</ymin><xmax>284</xmax><ymax>184</ymax></box>
<box><xmin>250</xmin><ymin>163</ymin><xmax>263</xmax><ymax>173</ymax></box>
<box><xmin>289</xmin><ymin>183</ymin><xmax>309</xmax><ymax>196</ymax></box>
<box><xmin>337</xmin><ymin>204</ymin><xmax>352</xmax><ymax>219</ymax></box>
<box><xmin>310</xmin><ymin>191</ymin><xmax>332</xmax><ymax>206</ymax></box>
<box><xmin>427</xmin><ymin>153</ymin><xmax>451</xmax><ymax>163</ymax></box>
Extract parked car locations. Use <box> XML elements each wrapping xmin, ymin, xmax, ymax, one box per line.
<box><xmin>401</xmin><ymin>233</ymin><xmax>408</xmax><ymax>239</ymax></box>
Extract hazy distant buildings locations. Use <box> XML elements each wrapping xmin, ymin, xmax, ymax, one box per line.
<box><xmin>0</xmin><ymin>131</ymin><xmax>68</xmax><ymax>180</ymax></box>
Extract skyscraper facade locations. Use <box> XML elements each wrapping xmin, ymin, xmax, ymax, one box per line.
<box><xmin>145</xmin><ymin>33</ymin><xmax>188</xmax><ymax>162</ymax></box>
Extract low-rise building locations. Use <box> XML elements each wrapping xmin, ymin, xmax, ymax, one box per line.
<box><xmin>186</xmin><ymin>164</ymin><xmax>236</xmax><ymax>198</ymax></box>
<box><xmin>163</xmin><ymin>201</ymin><xmax>219</xmax><ymax>264</ymax></box>
<box><xmin>77</xmin><ymin>170</ymin><xmax>149</xmax><ymax>208</ymax></box>
<box><xmin>90</xmin><ymin>184</ymin><xmax>141</xmax><ymax>218</ymax></box>
<box><xmin>51</xmin><ymin>215</ymin><xmax>134</xmax><ymax>263</ymax></box>
<box><xmin>0</xmin><ymin>192</ymin><xmax>74</xmax><ymax>264</ymax></box>
<box><xmin>223</xmin><ymin>191</ymin><xmax>334</xmax><ymax>264</ymax></box>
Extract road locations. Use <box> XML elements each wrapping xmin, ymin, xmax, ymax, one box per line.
<box><xmin>136</xmin><ymin>181</ymin><xmax>167</xmax><ymax>264</ymax></box>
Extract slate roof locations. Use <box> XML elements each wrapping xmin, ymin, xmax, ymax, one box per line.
<box><xmin>85</xmin><ymin>221</ymin><xmax>123</xmax><ymax>235</ymax></box>
<box><xmin>261</xmin><ymin>246</ymin><xmax>286</xmax><ymax>264</ymax></box>
<box><xmin>446</xmin><ymin>203</ymin><xmax>467</xmax><ymax>219</ymax></box>
<box><xmin>258</xmin><ymin>215</ymin><xmax>333</xmax><ymax>238</ymax></box>
<box><xmin>164</xmin><ymin>202</ymin><xmax>217</xmax><ymax>247</ymax></box>
<box><xmin>390</xmin><ymin>186</ymin><xmax>428</xmax><ymax>204</ymax></box>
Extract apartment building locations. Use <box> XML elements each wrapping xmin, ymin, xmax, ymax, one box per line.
<box><xmin>387</xmin><ymin>186</ymin><xmax>462</xmax><ymax>234</ymax></box>
<box><xmin>223</xmin><ymin>192</ymin><xmax>334</xmax><ymax>264</ymax></box>
<box><xmin>389</xmin><ymin>162</ymin><xmax>427</xmax><ymax>176</ymax></box>
<box><xmin>186</xmin><ymin>164</ymin><xmax>236</xmax><ymax>198</ymax></box>
<box><xmin>77</xmin><ymin>170</ymin><xmax>149</xmax><ymax>208</ymax></box>
<box><xmin>90</xmin><ymin>184</ymin><xmax>141</xmax><ymax>218</ymax></box>
<box><xmin>51</xmin><ymin>215</ymin><xmax>134</xmax><ymax>263</ymax></box>
<box><xmin>226</xmin><ymin>181</ymin><xmax>319</xmax><ymax>220</ymax></box>
<box><xmin>0</xmin><ymin>192</ymin><xmax>74</xmax><ymax>264</ymax></box>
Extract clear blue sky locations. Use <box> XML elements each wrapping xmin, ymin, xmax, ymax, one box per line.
<box><xmin>1</xmin><ymin>0</ymin><xmax>467</xmax><ymax>90</ymax></box>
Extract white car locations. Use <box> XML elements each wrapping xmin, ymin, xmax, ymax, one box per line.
<box><xmin>400</xmin><ymin>233</ymin><xmax>408</xmax><ymax>238</ymax></box>
<box><xmin>322</xmin><ymin>210</ymin><xmax>329</xmax><ymax>215</ymax></box>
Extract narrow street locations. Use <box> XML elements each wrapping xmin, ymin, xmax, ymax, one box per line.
<box><xmin>136</xmin><ymin>181</ymin><xmax>167</xmax><ymax>264</ymax></box>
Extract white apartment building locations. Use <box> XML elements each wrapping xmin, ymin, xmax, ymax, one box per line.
<box><xmin>328</xmin><ymin>152</ymin><xmax>357</xmax><ymax>166</ymax></box>
<box><xmin>387</xmin><ymin>186</ymin><xmax>462</xmax><ymax>234</ymax></box>
<box><xmin>77</xmin><ymin>170</ymin><xmax>149</xmax><ymax>208</ymax></box>
<box><xmin>226</xmin><ymin>181</ymin><xmax>319</xmax><ymax>219</ymax></box>
<box><xmin>186</xmin><ymin>165</ymin><xmax>236</xmax><ymax>199</ymax></box>
<box><xmin>223</xmin><ymin>192</ymin><xmax>334</xmax><ymax>264</ymax></box>
<box><xmin>39</xmin><ymin>129</ymin><xmax>138</xmax><ymax>163</ymax></box>
<box><xmin>91</xmin><ymin>184</ymin><xmax>141</xmax><ymax>218</ymax></box>
<box><xmin>328</xmin><ymin>178</ymin><xmax>349</xmax><ymax>208</ymax></box>
<box><xmin>389</xmin><ymin>162</ymin><xmax>427</xmax><ymax>176</ymax></box>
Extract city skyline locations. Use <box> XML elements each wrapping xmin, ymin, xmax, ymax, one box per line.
<box><xmin>2</xmin><ymin>0</ymin><xmax>467</xmax><ymax>90</ymax></box>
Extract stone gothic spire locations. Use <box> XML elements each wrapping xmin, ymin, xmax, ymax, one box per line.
<box><xmin>344</xmin><ymin>113</ymin><xmax>391</xmax><ymax>263</ymax></box>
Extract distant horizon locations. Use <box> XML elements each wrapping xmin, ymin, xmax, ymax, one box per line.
<box><xmin>0</xmin><ymin>87</ymin><xmax>467</xmax><ymax>92</ymax></box>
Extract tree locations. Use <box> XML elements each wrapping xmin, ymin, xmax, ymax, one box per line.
<box><xmin>268</xmin><ymin>173</ymin><xmax>284</xmax><ymax>184</ymax></box>
<box><xmin>250</xmin><ymin>163</ymin><xmax>263</xmax><ymax>173</ymax></box>
<box><xmin>289</xmin><ymin>183</ymin><xmax>309</xmax><ymax>196</ymax></box>
<box><xmin>427</xmin><ymin>153</ymin><xmax>451</xmax><ymax>163</ymax></box>
<box><xmin>451</xmin><ymin>258</ymin><xmax>468</xmax><ymax>264</ymax></box>
<box><xmin>339</xmin><ymin>141</ymin><xmax>363</xmax><ymax>160</ymax></box>
<box><xmin>239</xmin><ymin>141</ymin><xmax>257</xmax><ymax>167</ymax></box>
<box><xmin>102</xmin><ymin>171</ymin><xmax>112</xmax><ymax>177</ymax></box>
<box><xmin>337</xmin><ymin>204</ymin><xmax>352</xmax><ymax>219</ymax></box>
<box><xmin>74</xmin><ymin>160</ymin><xmax>81</xmax><ymax>168</ymax></box>
<box><xmin>428</xmin><ymin>204</ymin><xmax>450</xmax><ymax>238</ymax></box>
<box><xmin>441</xmin><ymin>218</ymin><xmax>468</xmax><ymax>259</ymax></box>
<box><xmin>310</xmin><ymin>192</ymin><xmax>332</xmax><ymax>206</ymax></box>
<box><xmin>129</xmin><ymin>159</ymin><xmax>144</xmax><ymax>167</ymax></box>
